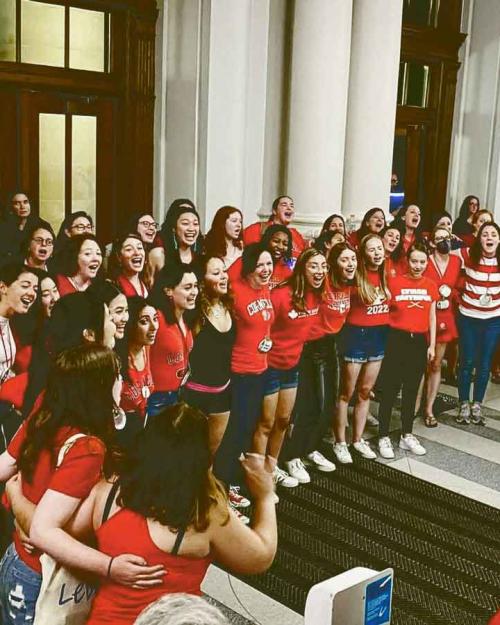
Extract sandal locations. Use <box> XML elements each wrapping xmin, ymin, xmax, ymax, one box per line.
<box><xmin>424</xmin><ymin>414</ymin><xmax>438</xmax><ymax>428</ymax></box>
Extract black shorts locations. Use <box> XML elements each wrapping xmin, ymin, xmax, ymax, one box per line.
<box><xmin>181</xmin><ymin>384</ymin><xmax>232</xmax><ymax>415</ymax></box>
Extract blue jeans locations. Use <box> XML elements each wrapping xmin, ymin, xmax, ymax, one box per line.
<box><xmin>0</xmin><ymin>543</ymin><xmax>42</xmax><ymax>625</ymax></box>
<box><xmin>214</xmin><ymin>372</ymin><xmax>266</xmax><ymax>490</ymax></box>
<box><xmin>146</xmin><ymin>391</ymin><xmax>179</xmax><ymax>418</ymax></box>
<box><xmin>457</xmin><ymin>313</ymin><xmax>500</xmax><ymax>402</ymax></box>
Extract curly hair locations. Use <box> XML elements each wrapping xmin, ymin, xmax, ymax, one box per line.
<box><xmin>192</xmin><ymin>255</ymin><xmax>234</xmax><ymax>336</ymax></box>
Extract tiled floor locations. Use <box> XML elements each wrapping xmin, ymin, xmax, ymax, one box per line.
<box><xmin>202</xmin><ymin>379</ymin><xmax>500</xmax><ymax>624</ymax></box>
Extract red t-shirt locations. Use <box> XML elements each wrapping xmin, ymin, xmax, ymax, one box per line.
<box><xmin>268</xmin><ymin>286</ymin><xmax>320</xmax><ymax>369</ymax></box>
<box><xmin>243</xmin><ymin>221</ymin><xmax>306</xmax><ymax>259</ymax></box>
<box><xmin>116</xmin><ymin>275</ymin><xmax>148</xmax><ymax>298</ymax></box>
<box><xmin>388</xmin><ymin>274</ymin><xmax>439</xmax><ymax>334</ymax></box>
<box><xmin>424</xmin><ymin>254</ymin><xmax>461</xmax><ymax>342</ymax></box>
<box><xmin>231</xmin><ymin>279</ymin><xmax>274</xmax><ymax>375</ymax></box>
<box><xmin>0</xmin><ymin>372</ymin><xmax>29</xmax><ymax>409</ymax></box>
<box><xmin>8</xmin><ymin>420</ymin><xmax>105</xmax><ymax>572</ymax></box>
<box><xmin>315</xmin><ymin>282</ymin><xmax>351</xmax><ymax>338</ymax></box>
<box><xmin>87</xmin><ymin>509</ymin><xmax>211</xmax><ymax>625</ymax></box>
<box><xmin>347</xmin><ymin>270</ymin><xmax>390</xmax><ymax>327</ymax></box>
<box><xmin>120</xmin><ymin>348</ymin><xmax>154</xmax><ymax>418</ymax></box>
<box><xmin>149</xmin><ymin>311</ymin><xmax>193</xmax><ymax>392</ymax></box>
<box><xmin>55</xmin><ymin>275</ymin><xmax>79</xmax><ymax>297</ymax></box>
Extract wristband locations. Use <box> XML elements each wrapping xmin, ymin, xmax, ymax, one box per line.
<box><xmin>107</xmin><ymin>556</ymin><xmax>114</xmax><ymax>579</ymax></box>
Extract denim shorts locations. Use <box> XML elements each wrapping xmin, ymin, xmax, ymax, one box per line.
<box><xmin>146</xmin><ymin>390</ymin><xmax>179</xmax><ymax>418</ymax></box>
<box><xmin>339</xmin><ymin>324</ymin><xmax>389</xmax><ymax>363</ymax></box>
<box><xmin>263</xmin><ymin>366</ymin><xmax>300</xmax><ymax>396</ymax></box>
<box><xmin>0</xmin><ymin>543</ymin><xmax>42</xmax><ymax>625</ymax></box>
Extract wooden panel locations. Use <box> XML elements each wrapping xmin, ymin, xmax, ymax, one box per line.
<box><xmin>0</xmin><ymin>89</ymin><xmax>18</xmax><ymax>199</ymax></box>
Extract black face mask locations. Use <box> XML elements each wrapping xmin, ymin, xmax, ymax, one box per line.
<box><xmin>436</xmin><ymin>239</ymin><xmax>451</xmax><ymax>254</ymax></box>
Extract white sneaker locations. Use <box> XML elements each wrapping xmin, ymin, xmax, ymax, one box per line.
<box><xmin>399</xmin><ymin>433</ymin><xmax>426</xmax><ymax>456</ymax></box>
<box><xmin>305</xmin><ymin>451</ymin><xmax>336</xmax><ymax>473</ymax></box>
<box><xmin>285</xmin><ymin>458</ymin><xmax>311</xmax><ymax>483</ymax></box>
<box><xmin>273</xmin><ymin>466</ymin><xmax>299</xmax><ymax>488</ymax></box>
<box><xmin>366</xmin><ymin>413</ymin><xmax>379</xmax><ymax>427</ymax></box>
<box><xmin>378</xmin><ymin>436</ymin><xmax>395</xmax><ymax>459</ymax></box>
<box><xmin>352</xmin><ymin>439</ymin><xmax>377</xmax><ymax>460</ymax></box>
<box><xmin>332</xmin><ymin>442</ymin><xmax>353</xmax><ymax>464</ymax></box>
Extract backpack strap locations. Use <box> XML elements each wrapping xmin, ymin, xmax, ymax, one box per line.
<box><xmin>56</xmin><ymin>433</ymin><xmax>87</xmax><ymax>468</ymax></box>
<box><xmin>102</xmin><ymin>480</ymin><xmax>120</xmax><ymax>525</ymax></box>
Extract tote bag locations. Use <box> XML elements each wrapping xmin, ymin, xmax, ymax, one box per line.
<box><xmin>33</xmin><ymin>433</ymin><xmax>98</xmax><ymax>625</ymax></box>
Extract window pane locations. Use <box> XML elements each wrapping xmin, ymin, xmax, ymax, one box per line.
<box><xmin>406</xmin><ymin>63</ymin><xmax>430</xmax><ymax>107</ymax></box>
<box><xmin>0</xmin><ymin>0</ymin><xmax>16</xmax><ymax>62</ymax></box>
<box><xmin>69</xmin><ymin>8</ymin><xmax>105</xmax><ymax>72</ymax></box>
<box><xmin>21</xmin><ymin>0</ymin><xmax>64</xmax><ymax>67</ymax></box>
<box><xmin>403</xmin><ymin>0</ymin><xmax>439</xmax><ymax>28</ymax></box>
<box><xmin>39</xmin><ymin>114</ymin><xmax>65</xmax><ymax>231</ymax></box>
<box><xmin>72</xmin><ymin>115</ymin><xmax>97</xmax><ymax>225</ymax></box>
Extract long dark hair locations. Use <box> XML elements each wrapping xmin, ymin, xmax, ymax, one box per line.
<box><xmin>117</xmin><ymin>402</ymin><xmax>228</xmax><ymax>532</ymax></box>
<box><xmin>55</xmin><ymin>233</ymin><xmax>102</xmax><ymax>278</ymax></box>
<box><xmin>469</xmin><ymin>222</ymin><xmax>500</xmax><ymax>266</ymax></box>
<box><xmin>149</xmin><ymin>261</ymin><xmax>196</xmax><ymax>325</ymax></box>
<box><xmin>204</xmin><ymin>206</ymin><xmax>243</xmax><ymax>258</ymax></box>
<box><xmin>159</xmin><ymin>199</ymin><xmax>203</xmax><ymax>259</ymax></box>
<box><xmin>355</xmin><ymin>207</ymin><xmax>386</xmax><ymax>240</ymax></box>
<box><xmin>17</xmin><ymin>344</ymin><xmax>119</xmax><ymax>482</ymax></box>
<box><xmin>115</xmin><ymin>295</ymin><xmax>152</xmax><ymax>384</ymax></box>
<box><xmin>321</xmin><ymin>213</ymin><xmax>346</xmax><ymax>236</ymax></box>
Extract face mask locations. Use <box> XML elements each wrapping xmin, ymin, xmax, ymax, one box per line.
<box><xmin>436</xmin><ymin>240</ymin><xmax>451</xmax><ymax>254</ymax></box>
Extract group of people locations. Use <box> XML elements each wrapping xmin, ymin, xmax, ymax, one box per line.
<box><xmin>0</xmin><ymin>189</ymin><xmax>499</xmax><ymax>624</ymax></box>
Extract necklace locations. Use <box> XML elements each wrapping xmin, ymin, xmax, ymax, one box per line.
<box><xmin>211</xmin><ymin>303</ymin><xmax>225</xmax><ymax>318</ymax></box>
<box><xmin>68</xmin><ymin>276</ymin><xmax>87</xmax><ymax>292</ymax></box>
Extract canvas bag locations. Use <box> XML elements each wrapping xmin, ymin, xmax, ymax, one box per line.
<box><xmin>33</xmin><ymin>433</ymin><xmax>98</xmax><ymax>625</ymax></box>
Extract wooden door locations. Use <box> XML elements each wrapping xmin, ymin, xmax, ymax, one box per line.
<box><xmin>19</xmin><ymin>90</ymin><xmax>115</xmax><ymax>242</ymax></box>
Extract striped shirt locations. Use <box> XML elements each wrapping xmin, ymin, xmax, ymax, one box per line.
<box><xmin>458</xmin><ymin>248</ymin><xmax>500</xmax><ymax>319</ymax></box>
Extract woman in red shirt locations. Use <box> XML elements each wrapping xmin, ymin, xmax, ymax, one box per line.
<box><xmin>108</xmin><ymin>233</ymin><xmax>151</xmax><ymax>298</ymax></box>
<box><xmin>421</xmin><ymin>227</ymin><xmax>461</xmax><ymax>426</ymax></box>
<box><xmin>148</xmin><ymin>262</ymin><xmax>198</xmax><ymax>416</ymax></box>
<box><xmin>55</xmin><ymin>234</ymin><xmax>103</xmax><ymax>296</ymax></box>
<box><xmin>243</xmin><ymin>195</ymin><xmax>306</xmax><ymax>263</ymax></box>
<box><xmin>117</xmin><ymin>296</ymin><xmax>158</xmax><ymax>421</ymax></box>
<box><xmin>0</xmin><ymin>345</ymin><xmax>162</xmax><ymax>625</ymax></box>
<box><xmin>348</xmin><ymin>207</ymin><xmax>386</xmax><ymax>250</ymax></box>
<box><xmin>284</xmin><ymin>243</ymin><xmax>356</xmax><ymax>483</ymax></box>
<box><xmin>332</xmin><ymin>235</ymin><xmax>390</xmax><ymax>465</ymax></box>
<box><xmin>40</xmin><ymin>402</ymin><xmax>277</xmax><ymax>625</ymax></box>
<box><xmin>215</xmin><ymin>244</ymin><xmax>275</xmax><ymax>504</ymax></box>
<box><xmin>393</xmin><ymin>204</ymin><xmax>423</xmax><ymax>274</ymax></box>
<box><xmin>381</xmin><ymin>224</ymin><xmax>403</xmax><ymax>278</ymax></box>
<box><xmin>252</xmin><ymin>249</ymin><xmax>329</xmax><ymax>483</ymax></box>
<box><xmin>377</xmin><ymin>243</ymin><xmax>438</xmax><ymax>458</ymax></box>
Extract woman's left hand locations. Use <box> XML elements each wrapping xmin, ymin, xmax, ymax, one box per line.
<box><xmin>427</xmin><ymin>346</ymin><xmax>435</xmax><ymax>362</ymax></box>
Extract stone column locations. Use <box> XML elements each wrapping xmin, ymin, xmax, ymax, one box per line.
<box><xmin>286</xmin><ymin>0</ymin><xmax>353</xmax><ymax>237</ymax></box>
<box><xmin>341</xmin><ymin>0</ymin><xmax>403</xmax><ymax>225</ymax></box>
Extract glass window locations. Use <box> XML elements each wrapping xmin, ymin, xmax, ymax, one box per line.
<box><xmin>72</xmin><ymin>115</ymin><xmax>97</xmax><ymax>224</ymax></box>
<box><xmin>21</xmin><ymin>0</ymin><xmax>64</xmax><ymax>67</ymax></box>
<box><xmin>397</xmin><ymin>62</ymin><xmax>430</xmax><ymax>108</ymax></box>
<box><xmin>403</xmin><ymin>0</ymin><xmax>440</xmax><ymax>28</ymax></box>
<box><xmin>39</xmin><ymin>113</ymin><xmax>66</xmax><ymax>230</ymax></box>
<box><xmin>0</xmin><ymin>0</ymin><xmax>16</xmax><ymax>62</ymax></box>
<box><xmin>69</xmin><ymin>8</ymin><xmax>105</xmax><ymax>72</ymax></box>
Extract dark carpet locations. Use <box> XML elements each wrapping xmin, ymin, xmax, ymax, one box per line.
<box><xmin>237</xmin><ymin>458</ymin><xmax>500</xmax><ymax>625</ymax></box>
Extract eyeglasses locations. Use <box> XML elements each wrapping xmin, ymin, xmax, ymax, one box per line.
<box><xmin>138</xmin><ymin>220</ymin><xmax>159</xmax><ymax>229</ymax></box>
<box><xmin>32</xmin><ymin>237</ymin><xmax>54</xmax><ymax>246</ymax></box>
<box><xmin>71</xmin><ymin>224</ymin><xmax>93</xmax><ymax>233</ymax></box>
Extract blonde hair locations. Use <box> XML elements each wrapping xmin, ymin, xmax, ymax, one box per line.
<box><xmin>356</xmin><ymin>235</ymin><xmax>390</xmax><ymax>305</ymax></box>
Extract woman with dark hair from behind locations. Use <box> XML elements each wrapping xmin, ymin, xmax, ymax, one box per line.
<box><xmin>148</xmin><ymin>262</ymin><xmax>199</xmax><ymax>416</ymax></box>
<box><xmin>452</xmin><ymin>194</ymin><xmax>480</xmax><ymax>239</ymax></box>
<box><xmin>0</xmin><ymin>345</ymin><xmax>164</xmax><ymax>624</ymax></box>
<box><xmin>32</xmin><ymin>402</ymin><xmax>276</xmax><ymax>625</ymax></box>
<box><xmin>181</xmin><ymin>256</ymin><xmax>235</xmax><ymax>458</ymax></box>
<box><xmin>204</xmin><ymin>206</ymin><xmax>244</xmax><ymax>269</ymax></box>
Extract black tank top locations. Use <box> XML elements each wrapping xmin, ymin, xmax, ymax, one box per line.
<box><xmin>189</xmin><ymin>317</ymin><xmax>236</xmax><ymax>387</ymax></box>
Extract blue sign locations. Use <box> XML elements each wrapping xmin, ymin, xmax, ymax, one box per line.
<box><xmin>364</xmin><ymin>573</ymin><xmax>392</xmax><ymax>625</ymax></box>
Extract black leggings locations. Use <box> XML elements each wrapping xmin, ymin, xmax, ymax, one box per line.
<box><xmin>378</xmin><ymin>328</ymin><xmax>428</xmax><ymax>437</ymax></box>
<box><xmin>283</xmin><ymin>334</ymin><xmax>339</xmax><ymax>460</ymax></box>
